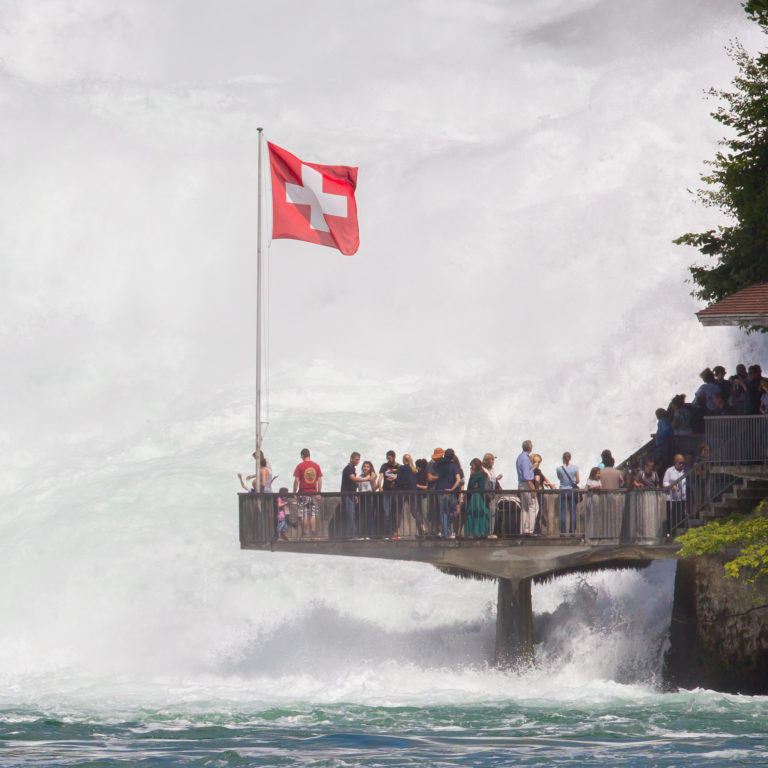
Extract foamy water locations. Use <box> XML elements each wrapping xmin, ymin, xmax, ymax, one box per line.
<box><xmin>4</xmin><ymin>1</ymin><xmax>768</xmax><ymax>763</ymax></box>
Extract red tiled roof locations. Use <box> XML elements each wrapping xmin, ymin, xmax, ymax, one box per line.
<box><xmin>696</xmin><ymin>283</ymin><xmax>768</xmax><ymax>326</ymax></box>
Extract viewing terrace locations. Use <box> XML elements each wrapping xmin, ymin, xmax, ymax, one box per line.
<box><xmin>238</xmin><ymin>414</ymin><xmax>768</xmax><ymax>664</ymax></box>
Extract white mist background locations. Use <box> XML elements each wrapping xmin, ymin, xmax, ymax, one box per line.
<box><xmin>1</xmin><ymin>0</ymin><xmax>767</xmax><ymax>707</ymax></box>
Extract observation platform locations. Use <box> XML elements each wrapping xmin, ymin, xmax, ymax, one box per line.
<box><xmin>239</xmin><ymin>488</ymin><xmax>679</xmax><ymax>665</ymax></box>
<box><xmin>238</xmin><ymin>488</ymin><xmax>677</xmax><ymax>581</ymax></box>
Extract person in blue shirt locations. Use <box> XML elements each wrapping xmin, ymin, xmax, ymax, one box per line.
<box><xmin>555</xmin><ymin>451</ymin><xmax>580</xmax><ymax>535</ymax></box>
<box><xmin>652</xmin><ymin>408</ymin><xmax>673</xmax><ymax>470</ymax></box>
<box><xmin>516</xmin><ymin>440</ymin><xmax>537</xmax><ymax>535</ymax></box>
<box><xmin>435</xmin><ymin>448</ymin><xmax>462</xmax><ymax>538</ymax></box>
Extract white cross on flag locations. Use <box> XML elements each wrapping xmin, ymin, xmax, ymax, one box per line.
<box><xmin>268</xmin><ymin>142</ymin><xmax>359</xmax><ymax>255</ymax></box>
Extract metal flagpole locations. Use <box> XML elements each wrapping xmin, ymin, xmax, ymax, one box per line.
<box><xmin>255</xmin><ymin>127</ymin><xmax>263</xmax><ymax>492</ymax></box>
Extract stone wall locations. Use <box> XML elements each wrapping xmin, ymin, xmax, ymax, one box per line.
<box><xmin>665</xmin><ymin>552</ymin><xmax>768</xmax><ymax>694</ymax></box>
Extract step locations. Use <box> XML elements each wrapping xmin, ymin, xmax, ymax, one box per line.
<box><xmin>713</xmin><ymin>493</ymin><xmax>763</xmax><ymax>507</ymax></box>
<box><xmin>735</xmin><ymin>489</ymin><xmax>768</xmax><ymax>500</ymax></box>
<box><xmin>710</xmin><ymin>499</ymin><xmax>759</xmax><ymax>514</ymax></box>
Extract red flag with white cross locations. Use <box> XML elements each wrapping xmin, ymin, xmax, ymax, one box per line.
<box><xmin>268</xmin><ymin>142</ymin><xmax>359</xmax><ymax>256</ymax></box>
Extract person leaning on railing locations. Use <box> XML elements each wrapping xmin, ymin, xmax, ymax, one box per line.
<box><xmin>633</xmin><ymin>460</ymin><xmax>660</xmax><ymax>489</ymax></box>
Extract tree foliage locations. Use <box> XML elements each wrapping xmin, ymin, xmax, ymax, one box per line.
<box><xmin>674</xmin><ymin>1</ymin><xmax>768</xmax><ymax>318</ymax></box>
<box><xmin>676</xmin><ymin>510</ymin><xmax>768</xmax><ymax>582</ymax></box>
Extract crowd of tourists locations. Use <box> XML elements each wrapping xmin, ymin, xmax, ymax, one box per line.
<box><xmin>639</xmin><ymin>361</ymin><xmax>767</xmax><ymax>529</ymax></box>
<box><xmin>650</xmin><ymin>363</ymin><xmax>766</xmax><ymax>469</ymax></box>
<box><xmin>237</xmin><ymin>362</ymin><xmax>765</xmax><ymax>540</ymax></box>
<box><xmin>238</xmin><ymin>444</ymin><xmax>641</xmax><ymax>540</ymax></box>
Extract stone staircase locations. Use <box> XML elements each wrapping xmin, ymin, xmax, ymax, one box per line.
<box><xmin>699</xmin><ymin>476</ymin><xmax>768</xmax><ymax>521</ymax></box>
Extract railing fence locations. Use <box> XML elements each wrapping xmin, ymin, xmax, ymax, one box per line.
<box><xmin>239</xmin><ymin>488</ymin><xmax>667</xmax><ymax>547</ymax></box>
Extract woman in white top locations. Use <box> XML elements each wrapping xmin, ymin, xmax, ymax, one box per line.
<box><xmin>358</xmin><ymin>460</ymin><xmax>376</xmax><ymax>537</ymax></box>
<box><xmin>585</xmin><ymin>467</ymin><xmax>601</xmax><ymax>489</ymax></box>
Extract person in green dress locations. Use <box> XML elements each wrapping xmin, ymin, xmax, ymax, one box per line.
<box><xmin>465</xmin><ymin>458</ymin><xmax>491</xmax><ymax>537</ymax></box>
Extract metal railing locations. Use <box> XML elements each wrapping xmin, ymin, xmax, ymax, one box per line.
<box><xmin>705</xmin><ymin>415</ymin><xmax>768</xmax><ymax>465</ymax></box>
<box><xmin>239</xmin><ymin>488</ymin><xmax>668</xmax><ymax>548</ymax></box>
<box><xmin>657</xmin><ymin>416</ymin><xmax>768</xmax><ymax>532</ymax></box>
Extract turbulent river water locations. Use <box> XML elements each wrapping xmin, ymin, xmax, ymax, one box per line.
<box><xmin>4</xmin><ymin>1</ymin><xmax>768</xmax><ymax>764</ymax></box>
<box><xmin>1</xmin><ymin>437</ymin><xmax>766</xmax><ymax>767</ymax></box>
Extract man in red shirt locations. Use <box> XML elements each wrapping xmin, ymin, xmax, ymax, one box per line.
<box><xmin>293</xmin><ymin>448</ymin><xmax>323</xmax><ymax>537</ymax></box>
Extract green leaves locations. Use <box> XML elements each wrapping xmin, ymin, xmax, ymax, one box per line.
<box><xmin>676</xmin><ymin>512</ymin><xmax>768</xmax><ymax>582</ymax></box>
<box><xmin>676</xmin><ymin>24</ymin><xmax>768</xmax><ymax>323</ymax></box>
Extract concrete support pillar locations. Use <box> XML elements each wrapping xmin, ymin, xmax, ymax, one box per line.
<box><xmin>495</xmin><ymin>577</ymin><xmax>534</xmax><ymax>667</ymax></box>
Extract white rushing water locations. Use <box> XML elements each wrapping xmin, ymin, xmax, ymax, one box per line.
<box><xmin>2</xmin><ymin>0</ymin><xmax>768</xmax><ymax>715</ymax></box>
<box><xmin>0</xmin><ymin>416</ymin><xmax>678</xmax><ymax>712</ymax></box>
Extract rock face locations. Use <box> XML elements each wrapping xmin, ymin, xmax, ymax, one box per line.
<box><xmin>665</xmin><ymin>552</ymin><xmax>768</xmax><ymax>694</ymax></box>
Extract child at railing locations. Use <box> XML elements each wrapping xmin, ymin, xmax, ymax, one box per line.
<box><xmin>585</xmin><ymin>467</ymin><xmax>601</xmax><ymax>489</ymax></box>
<box><xmin>238</xmin><ymin>473</ymin><xmax>257</xmax><ymax>492</ymax></box>
<box><xmin>276</xmin><ymin>487</ymin><xmax>290</xmax><ymax>541</ymax></box>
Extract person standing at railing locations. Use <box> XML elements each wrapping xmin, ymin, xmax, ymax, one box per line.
<box><xmin>397</xmin><ymin>454</ymin><xmax>425</xmax><ymax>538</ymax></box>
<box><xmin>341</xmin><ymin>452</ymin><xmax>366</xmax><ymax>539</ymax></box>
<box><xmin>759</xmin><ymin>379</ymin><xmax>768</xmax><ymax>415</ymax></box>
<box><xmin>378</xmin><ymin>451</ymin><xmax>399</xmax><ymax>539</ymax></box>
<box><xmin>598</xmin><ymin>453</ymin><xmax>624</xmax><ymax>489</ymax></box>
<box><xmin>694</xmin><ymin>368</ymin><xmax>719</xmax><ymax>412</ymax></box>
<box><xmin>516</xmin><ymin>440</ymin><xmax>538</xmax><ymax>536</ymax></box>
<box><xmin>669</xmin><ymin>394</ymin><xmax>693</xmax><ymax>435</ymax></box>
<box><xmin>237</xmin><ymin>473</ymin><xmax>257</xmax><ymax>492</ymax></box>
<box><xmin>652</xmin><ymin>408</ymin><xmax>673</xmax><ymax>471</ymax></box>
<box><xmin>633</xmin><ymin>460</ymin><xmax>659</xmax><ymax>489</ymax></box>
<box><xmin>556</xmin><ymin>452</ymin><xmax>580</xmax><ymax>535</ymax></box>
<box><xmin>710</xmin><ymin>393</ymin><xmax>733</xmax><ymax>416</ymax></box>
<box><xmin>276</xmin><ymin>487</ymin><xmax>290</xmax><ymax>541</ymax></box>
<box><xmin>729</xmin><ymin>376</ymin><xmax>747</xmax><ymax>414</ymax></box>
<box><xmin>713</xmin><ymin>366</ymin><xmax>731</xmax><ymax>404</ymax></box>
<box><xmin>293</xmin><ymin>448</ymin><xmax>323</xmax><ymax>538</ymax></box>
<box><xmin>451</xmin><ymin>452</ymin><xmax>466</xmax><ymax>537</ymax></box>
<box><xmin>481</xmin><ymin>453</ymin><xmax>501</xmax><ymax>539</ymax></box>
<box><xmin>426</xmin><ymin>449</ymin><xmax>443</xmax><ymax>536</ymax></box>
<box><xmin>415</xmin><ymin>458</ymin><xmax>431</xmax><ymax>536</ymax></box>
<box><xmin>746</xmin><ymin>365</ymin><xmax>763</xmax><ymax>415</ymax></box>
<box><xmin>358</xmin><ymin>460</ymin><xmax>377</xmax><ymax>539</ymax></box>
<box><xmin>246</xmin><ymin>453</ymin><xmax>275</xmax><ymax>493</ymax></box>
<box><xmin>465</xmin><ymin>458</ymin><xmax>491</xmax><ymax>537</ymax></box>
<box><xmin>663</xmin><ymin>454</ymin><xmax>686</xmax><ymax>536</ymax></box>
<box><xmin>435</xmin><ymin>448</ymin><xmax>462</xmax><ymax>539</ymax></box>
<box><xmin>531</xmin><ymin>454</ymin><xmax>555</xmax><ymax>535</ymax></box>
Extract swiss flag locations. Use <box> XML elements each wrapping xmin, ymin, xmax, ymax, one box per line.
<box><xmin>268</xmin><ymin>142</ymin><xmax>359</xmax><ymax>256</ymax></box>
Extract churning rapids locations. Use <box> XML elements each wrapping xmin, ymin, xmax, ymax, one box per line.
<box><xmin>3</xmin><ymin>0</ymin><xmax>768</xmax><ymax>764</ymax></box>
<box><xmin>1</xmin><ymin>396</ymin><xmax>767</xmax><ymax>767</ymax></box>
